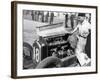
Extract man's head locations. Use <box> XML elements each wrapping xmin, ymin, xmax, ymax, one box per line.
<box><xmin>78</xmin><ymin>13</ymin><xmax>85</xmax><ymax>23</ymax></box>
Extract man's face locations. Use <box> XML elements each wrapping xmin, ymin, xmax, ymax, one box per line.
<box><xmin>78</xmin><ymin>16</ymin><xmax>85</xmax><ymax>23</ymax></box>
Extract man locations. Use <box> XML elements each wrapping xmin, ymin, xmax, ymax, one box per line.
<box><xmin>31</xmin><ymin>11</ymin><xmax>35</xmax><ymax>20</ymax></box>
<box><xmin>70</xmin><ymin>13</ymin><xmax>91</xmax><ymax>66</ymax></box>
<box><xmin>45</xmin><ymin>11</ymin><xmax>49</xmax><ymax>22</ymax></box>
<box><xmin>50</xmin><ymin>12</ymin><xmax>54</xmax><ymax>24</ymax></box>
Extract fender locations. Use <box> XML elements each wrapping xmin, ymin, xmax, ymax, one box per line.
<box><xmin>36</xmin><ymin>56</ymin><xmax>62</xmax><ymax>68</ymax></box>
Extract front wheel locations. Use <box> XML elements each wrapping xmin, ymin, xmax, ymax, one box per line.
<box><xmin>23</xmin><ymin>42</ymin><xmax>34</xmax><ymax>69</ymax></box>
<box><xmin>23</xmin><ymin>42</ymin><xmax>33</xmax><ymax>60</ymax></box>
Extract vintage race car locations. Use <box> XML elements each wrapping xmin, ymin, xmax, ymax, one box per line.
<box><xmin>23</xmin><ymin>22</ymin><xmax>78</xmax><ymax>69</ymax></box>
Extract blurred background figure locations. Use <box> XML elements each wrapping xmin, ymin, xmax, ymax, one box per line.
<box><xmin>45</xmin><ymin>11</ymin><xmax>49</xmax><ymax>22</ymax></box>
<box><xmin>41</xmin><ymin>11</ymin><xmax>44</xmax><ymax>22</ymax></box>
<box><xmin>38</xmin><ymin>11</ymin><xmax>44</xmax><ymax>22</ymax></box>
<box><xmin>65</xmin><ymin>13</ymin><xmax>68</xmax><ymax>28</ymax></box>
<box><xmin>65</xmin><ymin>12</ymin><xmax>78</xmax><ymax>29</ymax></box>
<box><xmin>50</xmin><ymin>12</ymin><xmax>54</xmax><ymax>24</ymax></box>
<box><xmin>31</xmin><ymin>10</ymin><xmax>35</xmax><ymax>21</ymax></box>
<box><xmin>70</xmin><ymin>13</ymin><xmax>78</xmax><ymax>29</ymax></box>
<box><xmin>34</xmin><ymin>11</ymin><xmax>37</xmax><ymax>21</ymax></box>
<box><xmin>38</xmin><ymin>11</ymin><xmax>42</xmax><ymax>22</ymax></box>
<box><xmin>66</xmin><ymin>13</ymin><xmax>71</xmax><ymax>28</ymax></box>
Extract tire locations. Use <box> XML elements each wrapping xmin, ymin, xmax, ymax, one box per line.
<box><xmin>23</xmin><ymin>42</ymin><xmax>38</xmax><ymax>69</ymax></box>
<box><xmin>23</xmin><ymin>42</ymin><xmax>33</xmax><ymax>60</ymax></box>
<box><xmin>36</xmin><ymin>56</ymin><xmax>62</xmax><ymax>68</ymax></box>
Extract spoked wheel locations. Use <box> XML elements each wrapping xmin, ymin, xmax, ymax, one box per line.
<box><xmin>36</xmin><ymin>56</ymin><xmax>63</xmax><ymax>68</ymax></box>
<box><xmin>23</xmin><ymin>42</ymin><xmax>33</xmax><ymax>60</ymax></box>
<box><xmin>23</xmin><ymin>42</ymin><xmax>36</xmax><ymax>69</ymax></box>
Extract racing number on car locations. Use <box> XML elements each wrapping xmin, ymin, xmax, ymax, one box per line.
<box><xmin>33</xmin><ymin>47</ymin><xmax>40</xmax><ymax>63</ymax></box>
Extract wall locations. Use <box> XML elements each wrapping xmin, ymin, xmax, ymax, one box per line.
<box><xmin>0</xmin><ymin>0</ymin><xmax>99</xmax><ymax>80</ymax></box>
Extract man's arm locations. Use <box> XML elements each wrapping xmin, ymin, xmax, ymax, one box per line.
<box><xmin>70</xmin><ymin>25</ymin><xmax>79</xmax><ymax>34</ymax></box>
<box><xmin>65</xmin><ymin>24</ymin><xmax>79</xmax><ymax>34</ymax></box>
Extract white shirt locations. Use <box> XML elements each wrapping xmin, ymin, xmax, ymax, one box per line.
<box><xmin>78</xmin><ymin>19</ymin><xmax>91</xmax><ymax>37</ymax></box>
